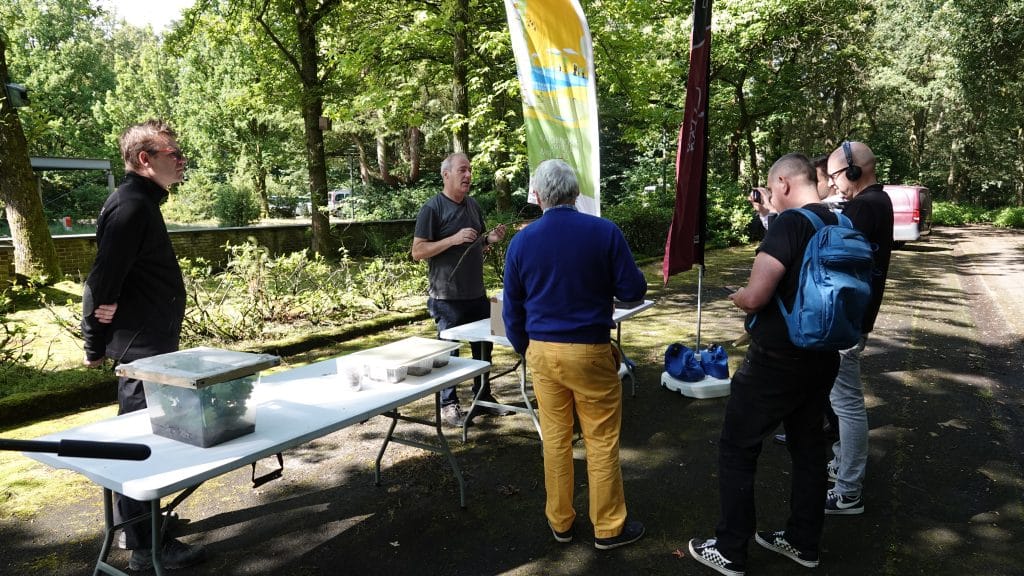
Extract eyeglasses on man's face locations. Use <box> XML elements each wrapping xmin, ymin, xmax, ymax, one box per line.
<box><xmin>151</xmin><ymin>147</ymin><xmax>186</xmax><ymax>163</ymax></box>
<box><xmin>828</xmin><ymin>167</ymin><xmax>847</xmax><ymax>182</ymax></box>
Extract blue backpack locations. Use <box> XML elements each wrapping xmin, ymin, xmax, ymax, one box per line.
<box><xmin>775</xmin><ymin>208</ymin><xmax>874</xmax><ymax>351</ymax></box>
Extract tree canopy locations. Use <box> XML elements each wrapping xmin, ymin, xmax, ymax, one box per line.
<box><xmin>2</xmin><ymin>0</ymin><xmax>1022</xmax><ymax>261</ymax></box>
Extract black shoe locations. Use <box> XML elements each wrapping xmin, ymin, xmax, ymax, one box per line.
<box><xmin>772</xmin><ymin>433</ymin><xmax>787</xmax><ymax>446</ymax></box>
<box><xmin>755</xmin><ymin>530</ymin><xmax>819</xmax><ymax>567</ymax></box>
<box><xmin>550</xmin><ymin>522</ymin><xmax>574</xmax><ymax>544</ymax></box>
<box><xmin>128</xmin><ymin>538</ymin><xmax>205</xmax><ymax>571</ymax></box>
<box><xmin>688</xmin><ymin>538</ymin><xmax>745</xmax><ymax>576</ymax></box>
<box><xmin>594</xmin><ymin>519</ymin><xmax>645</xmax><ymax>550</ymax></box>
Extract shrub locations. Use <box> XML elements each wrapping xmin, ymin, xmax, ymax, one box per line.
<box><xmin>163</xmin><ymin>172</ymin><xmax>217</xmax><ymax>223</ymax></box>
<box><xmin>0</xmin><ymin>289</ymin><xmax>32</xmax><ymax>368</ymax></box>
<box><xmin>931</xmin><ymin>202</ymin><xmax>993</xmax><ymax>226</ymax></box>
<box><xmin>603</xmin><ymin>202</ymin><xmax>672</xmax><ymax>258</ymax></box>
<box><xmin>993</xmin><ymin>207</ymin><xmax>1024</xmax><ymax>229</ymax></box>
<box><xmin>214</xmin><ymin>183</ymin><xmax>261</xmax><ymax>227</ymax></box>
<box><xmin>354</xmin><ymin>256</ymin><xmax>423</xmax><ymax>311</ymax></box>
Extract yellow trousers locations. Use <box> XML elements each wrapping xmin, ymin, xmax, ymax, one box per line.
<box><xmin>526</xmin><ymin>340</ymin><xmax>627</xmax><ymax>538</ymax></box>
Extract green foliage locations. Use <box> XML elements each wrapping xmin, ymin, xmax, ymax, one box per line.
<box><xmin>178</xmin><ymin>240</ymin><xmax>422</xmax><ymax>344</ymax></box>
<box><xmin>706</xmin><ymin>180</ymin><xmax>760</xmax><ymax>248</ymax></box>
<box><xmin>931</xmin><ymin>202</ymin><xmax>993</xmax><ymax>226</ymax></box>
<box><xmin>213</xmin><ymin>182</ymin><xmax>260</xmax><ymax>227</ymax></box>
<box><xmin>0</xmin><ymin>289</ymin><xmax>32</xmax><ymax>367</ymax></box>
<box><xmin>603</xmin><ymin>203</ymin><xmax>673</xmax><ymax>258</ymax></box>
<box><xmin>163</xmin><ymin>173</ymin><xmax>217</xmax><ymax>223</ymax></box>
<box><xmin>993</xmin><ymin>207</ymin><xmax>1024</xmax><ymax>229</ymax></box>
<box><xmin>354</xmin><ymin>256</ymin><xmax>423</xmax><ymax>311</ymax></box>
<box><xmin>355</xmin><ymin>181</ymin><xmax>437</xmax><ymax>221</ymax></box>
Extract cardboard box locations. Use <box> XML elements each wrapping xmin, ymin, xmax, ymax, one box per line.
<box><xmin>489</xmin><ymin>293</ymin><xmax>505</xmax><ymax>337</ymax></box>
<box><xmin>116</xmin><ymin>347</ymin><xmax>280</xmax><ymax>448</ymax></box>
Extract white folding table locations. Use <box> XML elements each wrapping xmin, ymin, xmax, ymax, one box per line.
<box><xmin>24</xmin><ymin>346</ymin><xmax>489</xmax><ymax>576</ymax></box>
<box><xmin>439</xmin><ymin>299</ymin><xmax>655</xmax><ymax>442</ymax></box>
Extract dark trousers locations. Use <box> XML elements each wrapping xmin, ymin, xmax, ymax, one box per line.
<box><xmin>115</xmin><ymin>375</ymin><xmax>154</xmax><ymax>550</ymax></box>
<box><xmin>714</xmin><ymin>341</ymin><xmax>840</xmax><ymax>564</ymax></box>
<box><xmin>427</xmin><ymin>296</ymin><xmax>492</xmax><ymax>407</ymax></box>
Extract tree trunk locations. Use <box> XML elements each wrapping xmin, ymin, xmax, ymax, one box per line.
<box><xmin>352</xmin><ymin>136</ymin><xmax>371</xmax><ymax>185</ymax></box>
<box><xmin>0</xmin><ymin>35</ymin><xmax>61</xmax><ymax>282</ymax></box>
<box><xmin>451</xmin><ymin>0</ymin><xmax>470</xmax><ymax>154</ymax></box>
<box><xmin>295</xmin><ymin>3</ymin><xmax>330</xmax><ymax>255</ymax></box>
<box><xmin>407</xmin><ymin>127</ymin><xmax>421</xmax><ymax>184</ymax></box>
<box><xmin>248</xmin><ymin>119</ymin><xmax>269</xmax><ymax>217</ymax></box>
<box><xmin>376</xmin><ymin>135</ymin><xmax>399</xmax><ymax>186</ymax></box>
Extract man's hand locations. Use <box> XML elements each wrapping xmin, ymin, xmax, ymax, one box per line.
<box><xmin>83</xmin><ymin>355</ymin><xmax>106</xmax><ymax>368</ymax></box>
<box><xmin>93</xmin><ymin>303</ymin><xmax>118</xmax><ymax>324</ymax></box>
<box><xmin>451</xmin><ymin>227</ymin><xmax>479</xmax><ymax>246</ymax></box>
<box><xmin>487</xmin><ymin>224</ymin><xmax>507</xmax><ymax>245</ymax></box>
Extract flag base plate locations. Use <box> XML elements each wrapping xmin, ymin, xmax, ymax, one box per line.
<box><xmin>660</xmin><ymin>372</ymin><xmax>730</xmax><ymax>399</ymax></box>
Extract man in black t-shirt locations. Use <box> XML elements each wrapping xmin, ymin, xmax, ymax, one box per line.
<box><xmin>412</xmin><ymin>153</ymin><xmax>508</xmax><ymax>427</ymax></box>
<box><xmin>689</xmin><ymin>154</ymin><xmax>841</xmax><ymax>576</ymax></box>
<box><xmin>823</xmin><ymin>141</ymin><xmax>893</xmax><ymax>516</ymax></box>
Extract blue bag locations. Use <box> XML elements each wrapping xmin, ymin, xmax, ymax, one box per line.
<box><xmin>776</xmin><ymin>208</ymin><xmax>874</xmax><ymax>351</ymax></box>
<box><xmin>664</xmin><ymin>343</ymin><xmax>705</xmax><ymax>382</ymax></box>
<box><xmin>700</xmin><ymin>344</ymin><xmax>729</xmax><ymax>379</ymax></box>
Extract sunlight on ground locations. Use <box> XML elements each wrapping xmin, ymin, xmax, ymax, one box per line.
<box><xmin>0</xmin><ymin>405</ymin><xmax>117</xmax><ymax>519</ymax></box>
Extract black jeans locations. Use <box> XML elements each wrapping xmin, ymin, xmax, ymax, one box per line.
<box><xmin>714</xmin><ymin>341</ymin><xmax>840</xmax><ymax>564</ymax></box>
<box><xmin>427</xmin><ymin>296</ymin><xmax>493</xmax><ymax>407</ymax></box>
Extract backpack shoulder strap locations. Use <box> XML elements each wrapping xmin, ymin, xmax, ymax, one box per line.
<box><xmin>792</xmin><ymin>207</ymin><xmax>826</xmax><ymax>230</ymax></box>
<box><xmin>835</xmin><ymin>211</ymin><xmax>854</xmax><ymax>228</ymax></box>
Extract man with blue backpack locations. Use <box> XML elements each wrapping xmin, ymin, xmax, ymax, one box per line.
<box><xmin>823</xmin><ymin>141</ymin><xmax>894</xmax><ymax>516</ymax></box>
<box><xmin>689</xmin><ymin>153</ymin><xmax>864</xmax><ymax>576</ymax></box>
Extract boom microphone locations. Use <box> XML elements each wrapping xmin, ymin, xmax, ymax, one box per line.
<box><xmin>0</xmin><ymin>439</ymin><xmax>151</xmax><ymax>461</ymax></box>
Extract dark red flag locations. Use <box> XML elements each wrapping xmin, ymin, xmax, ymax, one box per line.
<box><xmin>662</xmin><ymin>0</ymin><xmax>712</xmax><ymax>283</ymax></box>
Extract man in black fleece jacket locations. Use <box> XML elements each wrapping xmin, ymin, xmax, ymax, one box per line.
<box><xmin>81</xmin><ymin>119</ymin><xmax>204</xmax><ymax>571</ymax></box>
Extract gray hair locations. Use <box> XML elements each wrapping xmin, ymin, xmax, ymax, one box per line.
<box><xmin>532</xmin><ymin>159</ymin><xmax>579</xmax><ymax>206</ymax></box>
<box><xmin>440</xmin><ymin>153</ymin><xmax>469</xmax><ymax>176</ymax></box>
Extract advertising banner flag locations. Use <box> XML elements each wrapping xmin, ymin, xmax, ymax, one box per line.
<box><xmin>663</xmin><ymin>0</ymin><xmax>712</xmax><ymax>282</ymax></box>
<box><xmin>503</xmin><ymin>0</ymin><xmax>600</xmax><ymax>215</ymax></box>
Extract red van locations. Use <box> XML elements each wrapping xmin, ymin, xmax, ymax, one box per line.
<box><xmin>883</xmin><ymin>185</ymin><xmax>932</xmax><ymax>248</ymax></box>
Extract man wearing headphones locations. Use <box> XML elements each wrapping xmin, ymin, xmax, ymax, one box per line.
<box><xmin>823</xmin><ymin>141</ymin><xmax>894</xmax><ymax>515</ymax></box>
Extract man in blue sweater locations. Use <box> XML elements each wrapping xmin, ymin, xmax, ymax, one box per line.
<box><xmin>502</xmin><ymin>159</ymin><xmax>648</xmax><ymax>550</ymax></box>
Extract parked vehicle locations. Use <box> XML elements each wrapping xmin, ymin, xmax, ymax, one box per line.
<box><xmin>883</xmin><ymin>185</ymin><xmax>932</xmax><ymax>248</ymax></box>
<box><xmin>328</xmin><ymin>188</ymin><xmax>351</xmax><ymax>216</ymax></box>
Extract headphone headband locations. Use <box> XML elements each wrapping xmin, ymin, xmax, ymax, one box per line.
<box><xmin>842</xmin><ymin>140</ymin><xmax>862</xmax><ymax>181</ymax></box>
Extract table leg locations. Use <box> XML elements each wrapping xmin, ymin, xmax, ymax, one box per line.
<box><xmin>91</xmin><ymin>490</ymin><xmax>163</xmax><ymax>576</ymax></box>
<box><xmin>375</xmin><ymin>392</ymin><xmax>468</xmax><ymax>507</ymax></box>
<box><xmin>518</xmin><ymin>356</ymin><xmax>543</xmax><ymax>440</ymax></box>
<box><xmin>462</xmin><ymin>352</ymin><xmax>542</xmax><ymax>442</ymax></box>
<box><xmin>613</xmin><ymin>323</ymin><xmax>637</xmax><ymax>397</ymax></box>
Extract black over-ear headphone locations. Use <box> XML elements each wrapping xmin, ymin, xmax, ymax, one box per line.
<box><xmin>842</xmin><ymin>140</ymin><xmax>862</xmax><ymax>181</ymax></box>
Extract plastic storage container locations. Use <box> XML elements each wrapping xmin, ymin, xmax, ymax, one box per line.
<box><xmin>115</xmin><ymin>347</ymin><xmax>280</xmax><ymax>448</ymax></box>
<box><xmin>364</xmin><ymin>364</ymin><xmax>408</xmax><ymax>383</ymax></box>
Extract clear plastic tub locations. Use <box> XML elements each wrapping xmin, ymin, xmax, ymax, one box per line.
<box><xmin>364</xmin><ymin>364</ymin><xmax>408</xmax><ymax>383</ymax></box>
<box><xmin>406</xmin><ymin>358</ymin><xmax>433</xmax><ymax>377</ymax></box>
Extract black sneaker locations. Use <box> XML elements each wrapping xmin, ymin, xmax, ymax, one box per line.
<box><xmin>755</xmin><ymin>530</ymin><xmax>819</xmax><ymax>568</ymax></box>
<box><xmin>688</xmin><ymin>538</ymin><xmax>745</xmax><ymax>576</ymax></box>
<box><xmin>128</xmin><ymin>538</ymin><xmax>205</xmax><ymax>571</ymax></box>
<box><xmin>825</xmin><ymin>488</ymin><xmax>863</xmax><ymax>515</ymax></box>
<box><xmin>550</xmin><ymin>522</ymin><xmax>574</xmax><ymax>544</ymax></box>
<box><xmin>594</xmin><ymin>519</ymin><xmax>645</xmax><ymax>550</ymax></box>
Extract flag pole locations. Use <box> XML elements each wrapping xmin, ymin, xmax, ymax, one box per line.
<box><xmin>695</xmin><ymin>264</ymin><xmax>704</xmax><ymax>350</ymax></box>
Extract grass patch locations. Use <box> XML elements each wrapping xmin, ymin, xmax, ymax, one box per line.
<box><xmin>0</xmin><ymin>405</ymin><xmax>116</xmax><ymax>520</ymax></box>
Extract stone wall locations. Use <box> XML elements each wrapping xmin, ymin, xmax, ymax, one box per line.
<box><xmin>0</xmin><ymin>220</ymin><xmax>416</xmax><ymax>284</ymax></box>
